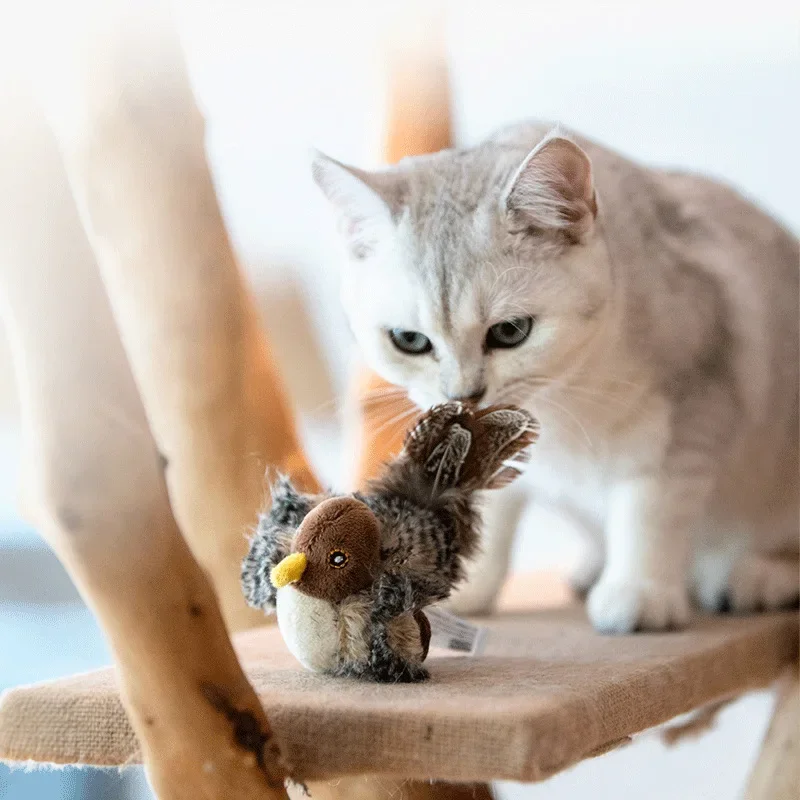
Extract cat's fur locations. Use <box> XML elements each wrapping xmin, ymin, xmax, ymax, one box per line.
<box><xmin>312</xmin><ymin>122</ymin><xmax>799</xmax><ymax>633</ymax></box>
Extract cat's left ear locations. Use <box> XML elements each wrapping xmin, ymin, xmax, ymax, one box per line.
<box><xmin>312</xmin><ymin>152</ymin><xmax>406</xmax><ymax>259</ymax></box>
<box><xmin>503</xmin><ymin>134</ymin><xmax>597</xmax><ymax>241</ymax></box>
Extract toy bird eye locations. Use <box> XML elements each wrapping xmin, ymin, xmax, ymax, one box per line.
<box><xmin>328</xmin><ymin>550</ymin><xmax>349</xmax><ymax>569</ymax></box>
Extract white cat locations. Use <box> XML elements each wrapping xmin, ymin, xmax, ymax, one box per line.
<box><xmin>312</xmin><ymin>123</ymin><xmax>799</xmax><ymax>633</ymax></box>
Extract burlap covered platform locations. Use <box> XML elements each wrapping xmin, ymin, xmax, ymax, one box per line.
<box><xmin>0</xmin><ymin>575</ymin><xmax>797</xmax><ymax>784</ymax></box>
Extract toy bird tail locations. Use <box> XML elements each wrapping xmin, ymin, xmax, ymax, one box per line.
<box><xmin>400</xmin><ymin>402</ymin><xmax>539</xmax><ymax>495</ymax></box>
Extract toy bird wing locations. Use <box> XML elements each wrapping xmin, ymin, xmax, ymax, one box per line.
<box><xmin>241</xmin><ymin>476</ymin><xmax>329</xmax><ymax>611</ymax></box>
<box><xmin>369</xmin><ymin>567</ymin><xmax>451</xmax><ymax>623</ymax></box>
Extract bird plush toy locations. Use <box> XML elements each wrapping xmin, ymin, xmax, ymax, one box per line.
<box><xmin>242</xmin><ymin>402</ymin><xmax>539</xmax><ymax>682</ymax></box>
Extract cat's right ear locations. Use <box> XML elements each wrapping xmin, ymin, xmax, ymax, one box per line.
<box><xmin>311</xmin><ymin>152</ymin><xmax>405</xmax><ymax>259</ymax></box>
<box><xmin>502</xmin><ymin>134</ymin><xmax>597</xmax><ymax>242</ymax></box>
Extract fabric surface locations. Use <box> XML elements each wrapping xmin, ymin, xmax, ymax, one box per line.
<box><xmin>0</xmin><ymin>574</ymin><xmax>797</xmax><ymax>784</ymax></box>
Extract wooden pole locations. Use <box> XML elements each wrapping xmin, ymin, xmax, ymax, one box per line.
<box><xmin>347</xmin><ymin>0</ymin><xmax>451</xmax><ymax>489</ymax></box>
<box><xmin>31</xmin><ymin>0</ymin><xmax>320</xmax><ymax>633</ymax></box>
<box><xmin>745</xmin><ymin>667</ymin><xmax>800</xmax><ymax>800</ymax></box>
<box><xmin>298</xmin><ymin>779</ymin><xmax>493</xmax><ymax>800</ymax></box>
<box><xmin>0</xmin><ymin>81</ymin><xmax>287</xmax><ymax>799</ymax></box>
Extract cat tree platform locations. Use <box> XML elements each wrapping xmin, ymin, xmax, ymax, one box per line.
<box><xmin>1</xmin><ymin>574</ymin><xmax>797</xmax><ymax>790</ymax></box>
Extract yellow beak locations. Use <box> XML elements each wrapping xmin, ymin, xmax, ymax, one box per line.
<box><xmin>270</xmin><ymin>552</ymin><xmax>308</xmax><ymax>589</ymax></box>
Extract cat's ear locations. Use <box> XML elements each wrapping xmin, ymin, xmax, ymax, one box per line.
<box><xmin>503</xmin><ymin>134</ymin><xmax>597</xmax><ymax>241</ymax></box>
<box><xmin>311</xmin><ymin>152</ymin><xmax>406</xmax><ymax>259</ymax></box>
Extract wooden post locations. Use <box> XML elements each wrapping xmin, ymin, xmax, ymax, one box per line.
<box><xmin>31</xmin><ymin>0</ymin><xmax>320</xmax><ymax>633</ymax></box>
<box><xmin>0</xmin><ymin>81</ymin><xmax>286</xmax><ymax>799</ymax></box>
<box><xmin>297</xmin><ymin>779</ymin><xmax>493</xmax><ymax>800</ymax></box>
<box><xmin>382</xmin><ymin>0</ymin><xmax>453</xmax><ymax>164</ymax></box>
<box><xmin>346</xmin><ymin>0</ymin><xmax>451</xmax><ymax>489</ymax></box>
<box><xmin>745</xmin><ymin>667</ymin><xmax>800</xmax><ymax>800</ymax></box>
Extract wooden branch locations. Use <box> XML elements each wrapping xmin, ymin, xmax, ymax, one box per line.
<box><xmin>32</xmin><ymin>0</ymin><xmax>319</xmax><ymax>632</ymax></box>
<box><xmin>382</xmin><ymin>0</ymin><xmax>453</xmax><ymax>163</ymax></box>
<box><xmin>344</xmin><ymin>368</ymin><xmax>418</xmax><ymax>489</ymax></box>
<box><xmin>745</xmin><ymin>667</ymin><xmax>799</xmax><ymax>800</ymax></box>
<box><xmin>348</xmin><ymin>0</ymin><xmax>451</xmax><ymax>492</ymax></box>
<box><xmin>289</xmin><ymin>779</ymin><xmax>493</xmax><ymax>800</ymax></box>
<box><xmin>0</xmin><ymin>83</ymin><xmax>286</xmax><ymax>798</ymax></box>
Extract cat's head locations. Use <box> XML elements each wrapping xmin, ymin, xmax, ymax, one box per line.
<box><xmin>312</xmin><ymin>129</ymin><xmax>613</xmax><ymax>410</ymax></box>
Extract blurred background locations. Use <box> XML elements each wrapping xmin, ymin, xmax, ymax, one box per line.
<box><xmin>0</xmin><ymin>0</ymin><xmax>797</xmax><ymax>797</ymax></box>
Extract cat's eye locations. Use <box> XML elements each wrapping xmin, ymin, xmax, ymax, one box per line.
<box><xmin>486</xmin><ymin>317</ymin><xmax>534</xmax><ymax>349</ymax></box>
<box><xmin>389</xmin><ymin>329</ymin><xmax>433</xmax><ymax>355</ymax></box>
<box><xmin>328</xmin><ymin>550</ymin><xmax>349</xmax><ymax>569</ymax></box>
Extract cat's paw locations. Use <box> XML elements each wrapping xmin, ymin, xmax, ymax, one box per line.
<box><xmin>442</xmin><ymin>546</ymin><xmax>510</xmax><ymax>616</ymax></box>
<box><xmin>442</xmin><ymin>576</ymin><xmax>501</xmax><ymax>617</ymax></box>
<box><xmin>695</xmin><ymin>553</ymin><xmax>799</xmax><ymax>613</ymax></box>
<box><xmin>566</xmin><ymin>548</ymin><xmax>604</xmax><ymax>598</ymax></box>
<box><xmin>587</xmin><ymin>576</ymin><xmax>690</xmax><ymax>634</ymax></box>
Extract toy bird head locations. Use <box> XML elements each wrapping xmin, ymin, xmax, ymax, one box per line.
<box><xmin>269</xmin><ymin>496</ymin><xmax>381</xmax><ymax>604</ymax></box>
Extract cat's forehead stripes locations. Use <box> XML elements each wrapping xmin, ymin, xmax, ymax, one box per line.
<box><xmin>396</xmin><ymin>147</ymin><xmax>533</xmax><ymax>337</ymax></box>
<box><xmin>410</xmin><ymin>222</ymin><xmax>524</xmax><ymax>340</ymax></box>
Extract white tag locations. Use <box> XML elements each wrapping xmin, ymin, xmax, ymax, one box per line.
<box><xmin>425</xmin><ymin>607</ymin><xmax>487</xmax><ymax>656</ymax></box>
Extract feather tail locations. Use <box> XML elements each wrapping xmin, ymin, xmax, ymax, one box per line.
<box><xmin>400</xmin><ymin>402</ymin><xmax>539</xmax><ymax>495</ymax></box>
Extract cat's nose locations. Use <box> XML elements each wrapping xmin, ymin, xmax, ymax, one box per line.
<box><xmin>449</xmin><ymin>386</ymin><xmax>487</xmax><ymax>405</ymax></box>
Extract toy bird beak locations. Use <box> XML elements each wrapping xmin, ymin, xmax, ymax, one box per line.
<box><xmin>270</xmin><ymin>552</ymin><xmax>308</xmax><ymax>589</ymax></box>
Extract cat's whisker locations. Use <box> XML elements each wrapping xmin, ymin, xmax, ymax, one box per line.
<box><xmin>555</xmin><ymin>371</ymin><xmax>647</xmax><ymax>393</ymax></box>
<box><xmin>369</xmin><ymin>399</ymin><xmax>417</xmax><ymax>421</ymax></box>
<box><xmin>546</xmin><ymin>384</ymin><xmax>635</xmax><ymax>413</ymax></box>
<box><xmin>505</xmin><ymin>373</ymin><xmax>643</xmax><ymax>416</ymax></box>
<box><xmin>498</xmin><ymin>382</ymin><xmax>534</xmax><ymax>403</ymax></box>
<box><xmin>309</xmin><ymin>394</ymin><xmax>352</xmax><ymax>415</ymax></box>
<box><xmin>306</xmin><ymin>385</ymin><xmax>418</xmax><ymax>449</ymax></box>
<box><xmin>361</xmin><ymin>384</ymin><xmax>408</xmax><ymax>397</ymax></box>
<box><xmin>371</xmin><ymin>405</ymin><xmax>422</xmax><ymax>440</ymax></box>
<box><xmin>360</xmin><ymin>387</ymin><xmax>410</xmax><ymax>404</ymax></box>
<box><xmin>535</xmin><ymin>394</ymin><xmax>595</xmax><ymax>453</ymax></box>
<box><xmin>497</xmin><ymin>376</ymin><xmax>548</xmax><ymax>403</ymax></box>
<box><xmin>309</xmin><ymin>385</ymin><xmax>414</xmax><ymax>417</ymax></box>
<box><xmin>500</xmin><ymin>386</ymin><xmax>537</xmax><ymax>410</ymax></box>
<box><xmin>361</xmin><ymin>394</ymin><xmax>412</xmax><ymax>410</ymax></box>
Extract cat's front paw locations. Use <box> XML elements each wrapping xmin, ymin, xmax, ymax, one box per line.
<box><xmin>695</xmin><ymin>552</ymin><xmax>799</xmax><ymax>613</ymax></box>
<box><xmin>442</xmin><ymin>577</ymin><xmax>501</xmax><ymax>617</ymax></box>
<box><xmin>566</xmin><ymin>546</ymin><xmax>604</xmax><ymax>598</ymax></box>
<box><xmin>587</xmin><ymin>576</ymin><xmax>690</xmax><ymax>634</ymax></box>
<box><xmin>442</xmin><ymin>550</ymin><xmax>509</xmax><ymax>616</ymax></box>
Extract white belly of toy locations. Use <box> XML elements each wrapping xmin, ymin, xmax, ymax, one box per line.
<box><xmin>275</xmin><ymin>585</ymin><xmax>339</xmax><ymax>673</ymax></box>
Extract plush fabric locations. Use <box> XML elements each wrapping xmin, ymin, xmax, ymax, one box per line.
<box><xmin>0</xmin><ymin>573</ymin><xmax>796</xmax><ymax>784</ymax></box>
<box><xmin>275</xmin><ymin>585</ymin><xmax>341</xmax><ymax>673</ymax></box>
<box><xmin>291</xmin><ymin>497</ymin><xmax>381</xmax><ymax>603</ymax></box>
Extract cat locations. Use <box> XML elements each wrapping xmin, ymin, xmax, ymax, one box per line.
<box><xmin>311</xmin><ymin>122</ymin><xmax>799</xmax><ymax>633</ymax></box>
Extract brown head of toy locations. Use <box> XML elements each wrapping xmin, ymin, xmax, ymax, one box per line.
<box><xmin>269</xmin><ymin>496</ymin><xmax>381</xmax><ymax>604</ymax></box>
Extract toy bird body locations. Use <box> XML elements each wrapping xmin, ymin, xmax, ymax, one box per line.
<box><xmin>275</xmin><ymin>586</ymin><xmax>429</xmax><ymax>675</ymax></box>
<box><xmin>242</xmin><ymin>402</ymin><xmax>538</xmax><ymax>682</ymax></box>
<box><xmin>275</xmin><ymin>584</ymin><xmax>341</xmax><ymax>672</ymax></box>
